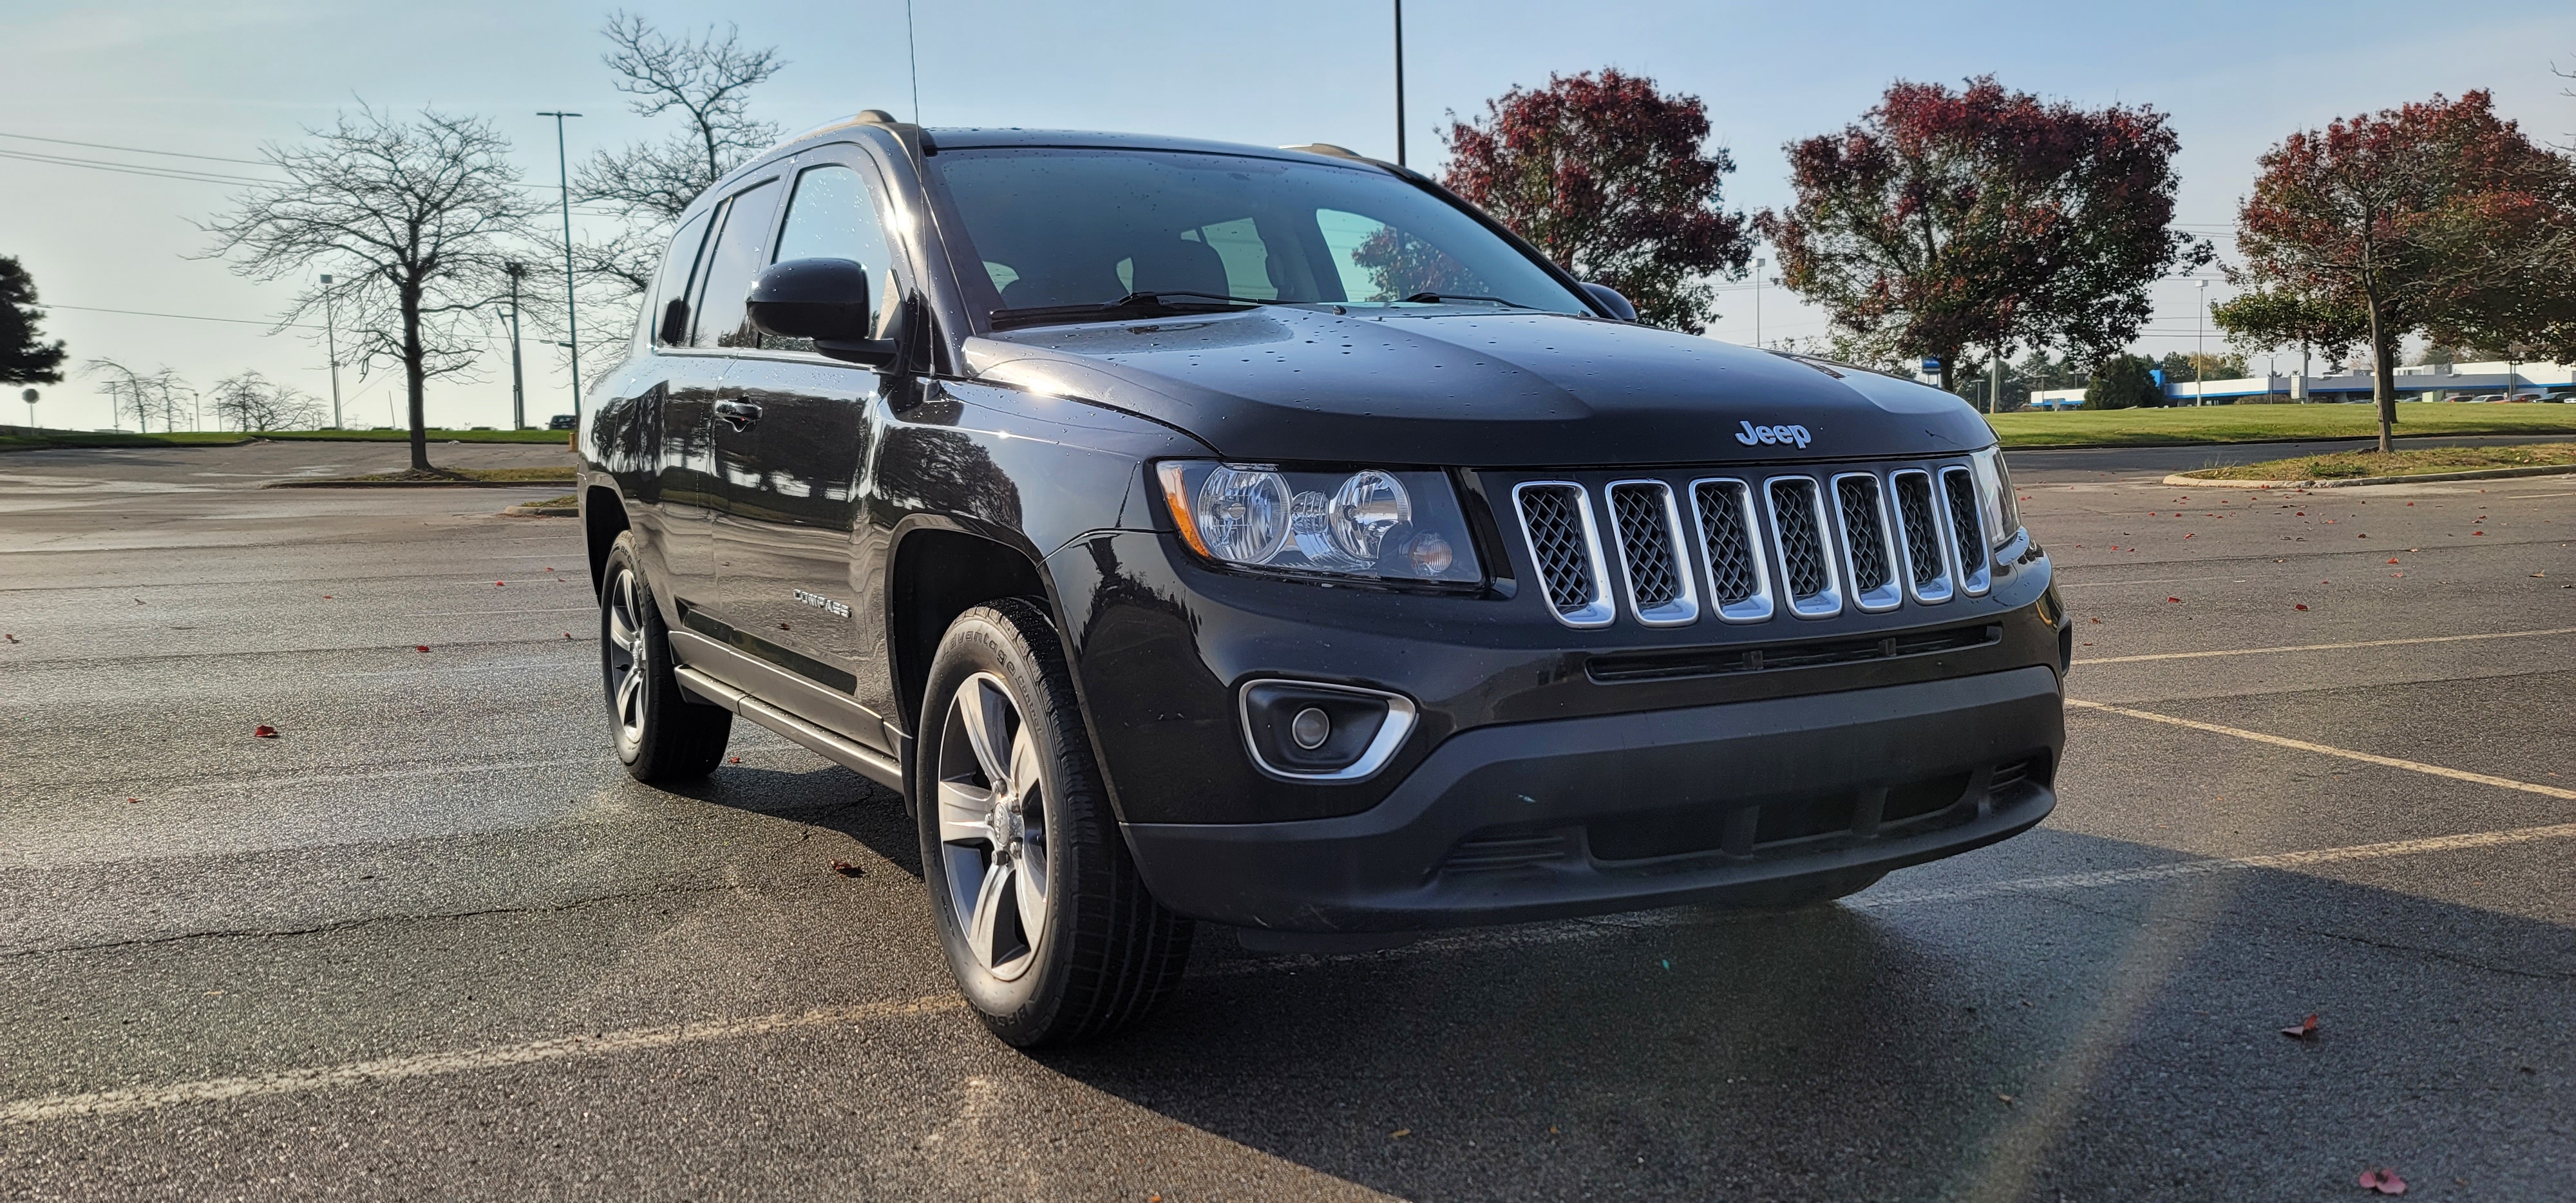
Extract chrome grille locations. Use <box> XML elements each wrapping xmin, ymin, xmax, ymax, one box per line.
<box><xmin>1941</xmin><ymin>466</ymin><xmax>1991</xmax><ymax>595</ymax></box>
<box><xmin>1605</xmin><ymin>481</ymin><xmax>1696</xmax><ymax>625</ymax></box>
<box><xmin>1765</xmin><ymin>477</ymin><xmax>1841</xmax><ymax>617</ymax></box>
<box><xmin>1690</xmin><ymin>478</ymin><xmax>1772</xmax><ymax>621</ymax></box>
<box><xmin>1511</xmin><ymin>482</ymin><xmax>1615</xmax><ymax>628</ymax></box>
<box><xmin>1832</xmin><ymin>473</ymin><xmax>1902</xmax><ymax>613</ymax></box>
<box><xmin>1891</xmin><ymin>470</ymin><xmax>1952</xmax><ymax>602</ymax></box>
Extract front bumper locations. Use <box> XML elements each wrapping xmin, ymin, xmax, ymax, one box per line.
<box><xmin>1121</xmin><ymin>665</ymin><xmax>2062</xmax><ymax>932</ymax></box>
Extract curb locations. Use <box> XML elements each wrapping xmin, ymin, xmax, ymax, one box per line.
<box><xmin>2161</xmin><ymin>464</ymin><xmax>2576</xmax><ymax>489</ymax></box>
<box><xmin>263</xmin><ymin>479</ymin><xmax>575</xmax><ymax>489</ymax></box>
<box><xmin>503</xmin><ymin>506</ymin><xmax>580</xmax><ymax>518</ymax></box>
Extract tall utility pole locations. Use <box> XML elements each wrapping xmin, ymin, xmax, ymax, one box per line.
<box><xmin>22</xmin><ymin>388</ymin><xmax>36</xmax><ymax>430</ymax></box>
<box><xmin>538</xmin><ymin>111</ymin><xmax>583</xmax><ymax>418</ymax></box>
<box><xmin>319</xmin><ymin>272</ymin><xmax>343</xmax><ymax>428</ymax></box>
<box><xmin>1392</xmin><ymin>0</ymin><xmax>1406</xmax><ymax>167</ymax></box>
<box><xmin>2195</xmin><ymin>278</ymin><xmax>2209</xmax><ymax>406</ymax></box>
<box><xmin>505</xmin><ymin>261</ymin><xmax>529</xmax><ymax>430</ymax></box>
<box><xmin>1989</xmin><ymin>345</ymin><xmax>2003</xmax><ymax>415</ymax></box>
<box><xmin>1753</xmin><ymin>257</ymin><xmax>1765</xmax><ymax>348</ymax></box>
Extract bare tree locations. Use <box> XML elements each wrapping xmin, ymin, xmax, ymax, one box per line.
<box><xmin>84</xmin><ymin>358</ymin><xmax>187</xmax><ymax>433</ymax></box>
<box><xmin>202</xmin><ymin>106</ymin><xmax>537</xmax><ymax>471</ymax></box>
<box><xmin>574</xmin><ymin>12</ymin><xmax>786</xmax><ymax>296</ymax></box>
<box><xmin>208</xmin><ymin>370</ymin><xmax>325</xmax><ymax>432</ymax></box>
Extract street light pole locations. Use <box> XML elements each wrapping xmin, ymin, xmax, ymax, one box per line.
<box><xmin>21</xmin><ymin>388</ymin><xmax>35</xmax><ymax>431</ymax></box>
<box><xmin>1392</xmin><ymin>0</ymin><xmax>1406</xmax><ymax>167</ymax></box>
<box><xmin>537</xmin><ymin>111</ymin><xmax>583</xmax><ymax>419</ymax></box>
<box><xmin>2195</xmin><ymin>278</ymin><xmax>2209</xmax><ymax>406</ymax></box>
<box><xmin>1754</xmin><ymin>257</ymin><xmax>1765</xmax><ymax>348</ymax></box>
<box><xmin>319</xmin><ymin>272</ymin><xmax>343</xmax><ymax>429</ymax></box>
<box><xmin>505</xmin><ymin>261</ymin><xmax>528</xmax><ymax>430</ymax></box>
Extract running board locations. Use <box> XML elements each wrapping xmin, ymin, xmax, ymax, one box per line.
<box><xmin>672</xmin><ymin>665</ymin><xmax>907</xmax><ymax>793</ymax></box>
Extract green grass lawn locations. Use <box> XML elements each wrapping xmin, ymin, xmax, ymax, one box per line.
<box><xmin>2181</xmin><ymin>441</ymin><xmax>2576</xmax><ymax>481</ymax></box>
<box><xmin>1987</xmin><ymin>402</ymin><xmax>2576</xmax><ymax>448</ymax></box>
<box><xmin>0</xmin><ymin>427</ymin><xmax>569</xmax><ymax>452</ymax></box>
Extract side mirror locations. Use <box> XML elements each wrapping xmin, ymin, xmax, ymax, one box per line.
<box><xmin>746</xmin><ymin>258</ymin><xmax>896</xmax><ymax>366</ymax></box>
<box><xmin>1579</xmin><ymin>281</ymin><xmax>1637</xmax><ymax>323</ymax></box>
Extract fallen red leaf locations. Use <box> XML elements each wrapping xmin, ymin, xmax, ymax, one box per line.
<box><xmin>252</xmin><ymin>725</ymin><xmax>278</xmax><ymax>738</ymax></box>
<box><xmin>728</xmin><ymin>756</ymin><xmax>741</xmax><ymax>764</ymax></box>
<box><xmin>2282</xmin><ymin>1013</ymin><xmax>2319</xmax><ymax>1039</ymax></box>
<box><xmin>322</xmin><ymin>595</ymin><xmax>333</xmax><ymax>600</ymax></box>
<box><xmin>414</xmin><ymin>645</ymin><xmax>430</xmax><ymax>653</ymax></box>
<box><xmin>495</xmin><ymin>580</ymin><xmax>506</xmax><ymax>586</ymax></box>
<box><xmin>2295</xmin><ymin>604</ymin><xmax>2308</xmax><ymax>611</ymax></box>
<box><xmin>2472</xmin><ymin>531</ymin><xmax>2485</xmax><ymax>536</ymax></box>
<box><xmin>2167</xmin><ymin>596</ymin><xmax>2181</xmax><ymax>603</ymax></box>
<box><xmin>3</xmin><ymin>634</ymin><xmax>15</xmax><ymax>644</ymax></box>
<box><xmin>2089</xmin><ymin>617</ymin><xmax>2100</xmax><ymax>624</ymax></box>
<box><xmin>2387</xmin><ymin>559</ymin><xmax>2398</xmax><ymax>564</ymax></box>
<box><xmin>544</xmin><ymin>567</ymin><xmax>556</xmax><ymax>572</ymax></box>
<box><xmin>2358</xmin><ymin>1167</ymin><xmax>2406</xmax><ymax>1195</ymax></box>
<box><xmin>563</xmin><ymin>632</ymin><xmax>573</xmax><ymax>639</ymax></box>
<box><xmin>829</xmin><ymin>860</ymin><xmax>860</xmax><ymax>877</ymax></box>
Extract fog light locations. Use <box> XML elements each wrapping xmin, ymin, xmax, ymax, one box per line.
<box><xmin>1238</xmin><ymin>679</ymin><xmax>1418</xmax><ymax>782</ymax></box>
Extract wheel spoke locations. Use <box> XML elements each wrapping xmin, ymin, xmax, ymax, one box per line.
<box><xmin>615</xmin><ymin>666</ymin><xmax>643</xmax><ymax>726</ymax></box>
<box><xmin>1007</xmin><ymin>728</ymin><xmax>1041</xmax><ymax>808</ymax></box>
<box><xmin>936</xmin><ymin>779</ymin><xmax>995</xmax><ymax>846</ymax></box>
<box><xmin>605</xmin><ymin>607</ymin><xmax>635</xmax><ymax>658</ymax></box>
<box><xmin>1014</xmin><ymin>845</ymin><xmax>1047</xmax><ymax>942</ymax></box>
<box><xmin>967</xmin><ymin>858</ymin><xmax>1015</xmax><ymax>967</ymax></box>
<box><xmin>958</xmin><ymin>677</ymin><xmax>1014</xmax><ymax>790</ymax></box>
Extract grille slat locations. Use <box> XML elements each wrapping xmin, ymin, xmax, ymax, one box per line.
<box><xmin>1606</xmin><ymin>481</ymin><xmax>1696</xmax><ymax>625</ymax></box>
<box><xmin>1692</xmin><ymin>481</ymin><xmax>1761</xmax><ymax>607</ymax></box>
<box><xmin>1836</xmin><ymin>477</ymin><xmax>1891</xmax><ymax>593</ymax></box>
<box><xmin>1512</xmin><ymin>483</ymin><xmax>1615</xmax><ymax>628</ymax></box>
<box><xmin>1765</xmin><ymin>477</ymin><xmax>1840</xmax><ymax>617</ymax></box>
<box><xmin>1893</xmin><ymin>472</ymin><xmax>1947</xmax><ymax>592</ymax></box>
<box><xmin>1941</xmin><ymin>466</ymin><xmax>1991</xmax><ymax>596</ymax></box>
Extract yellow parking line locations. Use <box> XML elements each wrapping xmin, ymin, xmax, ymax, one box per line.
<box><xmin>2066</xmin><ymin>699</ymin><xmax>2576</xmax><ymax>800</ymax></box>
<box><xmin>2075</xmin><ymin>625</ymin><xmax>2576</xmax><ymax>666</ymax></box>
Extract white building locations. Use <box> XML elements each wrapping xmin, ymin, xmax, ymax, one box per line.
<box><xmin>2026</xmin><ymin>361</ymin><xmax>2576</xmax><ymax>409</ymax></box>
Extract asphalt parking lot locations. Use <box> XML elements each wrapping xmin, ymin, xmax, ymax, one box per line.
<box><xmin>1</xmin><ymin>437</ymin><xmax>2570</xmax><ymax>1201</ymax></box>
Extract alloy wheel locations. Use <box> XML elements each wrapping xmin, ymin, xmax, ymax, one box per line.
<box><xmin>934</xmin><ymin>671</ymin><xmax>1050</xmax><ymax>981</ymax></box>
<box><xmin>603</xmin><ymin>566</ymin><xmax>648</xmax><ymax>753</ymax></box>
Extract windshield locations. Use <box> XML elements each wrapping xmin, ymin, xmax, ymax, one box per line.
<box><xmin>927</xmin><ymin>147</ymin><xmax>1594</xmax><ymax>324</ymax></box>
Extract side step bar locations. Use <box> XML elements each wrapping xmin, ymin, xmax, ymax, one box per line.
<box><xmin>672</xmin><ymin>665</ymin><xmax>907</xmax><ymax>794</ymax></box>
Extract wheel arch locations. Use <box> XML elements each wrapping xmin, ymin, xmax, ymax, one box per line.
<box><xmin>582</xmin><ymin>484</ymin><xmax>631</xmax><ymax>593</ymax></box>
<box><xmin>886</xmin><ymin>522</ymin><xmax>1063</xmax><ymax>741</ymax></box>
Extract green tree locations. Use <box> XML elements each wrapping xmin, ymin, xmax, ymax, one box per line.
<box><xmin>2085</xmin><ymin>354</ymin><xmax>2163</xmax><ymax>409</ymax></box>
<box><xmin>0</xmin><ymin>256</ymin><xmax>68</xmax><ymax>386</ymax></box>
<box><xmin>2210</xmin><ymin>286</ymin><xmax>2367</xmax><ymax>381</ymax></box>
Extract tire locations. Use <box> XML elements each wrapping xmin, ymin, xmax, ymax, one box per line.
<box><xmin>913</xmin><ymin>599</ymin><xmax>1193</xmax><ymax>1047</ymax></box>
<box><xmin>599</xmin><ymin>532</ymin><xmax>732</xmax><ymax>782</ymax></box>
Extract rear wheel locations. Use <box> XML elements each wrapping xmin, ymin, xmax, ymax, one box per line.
<box><xmin>914</xmin><ymin>600</ymin><xmax>1193</xmax><ymax>1047</ymax></box>
<box><xmin>600</xmin><ymin>533</ymin><xmax>732</xmax><ymax>782</ymax></box>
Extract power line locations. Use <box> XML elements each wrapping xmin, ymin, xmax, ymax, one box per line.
<box><xmin>47</xmin><ymin>302</ymin><xmax>322</xmax><ymax>330</ymax></box>
<box><xmin>0</xmin><ymin>147</ymin><xmax>276</xmax><ymax>186</ymax></box>
<box><xmin>0</xmin><ymin>129</ymin><xmax>274</xmax><ymax>166</ymax></box>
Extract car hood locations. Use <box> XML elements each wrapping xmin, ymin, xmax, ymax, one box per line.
<box><xmin>961</xmin><ymin>307</ymin><xmax>1993</xmax><ymax>468</ymax></box>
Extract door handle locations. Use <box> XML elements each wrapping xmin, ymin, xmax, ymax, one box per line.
<box><xmin>713</xmin><ymin>399</ymin><xmax>762</xmax><ymax>430</ymax></box>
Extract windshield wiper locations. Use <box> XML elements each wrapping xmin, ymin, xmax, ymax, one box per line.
<box><xmin>989</xmin><ymin>290</ymin><xmax>1274</xmax><ymax>330</ymax></box>
<box><xmin>1399</xmin><ymin>292</ymin><xmax>1537</xmax><ymax>310</ymax></box>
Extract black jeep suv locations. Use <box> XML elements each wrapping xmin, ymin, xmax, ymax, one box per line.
<box><xmin>577</xmin><ymin>112</ymin><xmax>2069</xmax><ymax>1047</ymax></box>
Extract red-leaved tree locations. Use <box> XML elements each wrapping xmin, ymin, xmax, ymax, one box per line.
<box><xmin>2235</xmin><ymin>91</ymin><xmax>2576</xmax><ymax>451</ymax></box>
<box><xmin>1432</xmin><ymin>69</ymin><xmax>1753</xmax><ymax>332</ymax></box>
<box><xmin>1757</xmin><ymin>77</ymin><xmax>2206</xmax><ymax>393</ymax></box>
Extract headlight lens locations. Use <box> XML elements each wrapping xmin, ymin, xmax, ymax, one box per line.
<box><xmin>1970</xmin><ymin>447</ymin><xmax>2022</xmax><ymax>549</ymax></box>
<box><xmin>1157</xmin><ymin>461</ymin><xmax>1481</xmax><ymax>583</ymax></box>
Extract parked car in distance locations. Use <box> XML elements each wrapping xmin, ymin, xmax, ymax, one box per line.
<box><xmin>547</xmin><ymin>414</ymin><xmax>578</xmax><ymax>431</ymax></box>
<box><xmin>574</xmin><ymin>112</ymin><xmax>2070</xmax><ymax>1047</ymax></box>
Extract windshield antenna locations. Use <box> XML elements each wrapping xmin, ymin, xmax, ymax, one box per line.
<box><xmin>1392</xmin><ymin>0</ymin><xmax>1406</xmax><ymax>167</ymax></box>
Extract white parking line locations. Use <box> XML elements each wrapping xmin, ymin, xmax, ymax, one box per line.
<box><xmin>2075</xmin><ymin>626</ymin><xmax>2576</xmax><ymax>666</ymax></box>
<box><xmin>2067</xmin><ymin>699</ymin><xmax>2576</xmax><ymax>800</ymax></box>
<box><xmin>12</xmin><ymin>808</ymin><xmax>2573</xmax><ymax>1126</ymax></box>
<box><xmin>0</xmin><ymin>994</ymin><xmax>966</xmax><ymax>1124</ymax></box>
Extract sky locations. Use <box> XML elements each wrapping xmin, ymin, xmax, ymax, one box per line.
<box><xmin>6</xmin><ymin>0</ymin><xmax>2574</xmax><ymax>432</ymax></box>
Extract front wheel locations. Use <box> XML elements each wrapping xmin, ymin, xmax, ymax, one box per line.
<box><xmin>914</xmin><ymin>600</ymin><xmax>1193</xmax><ymax>1047</ymax></box>
<box><xmin>600</xmin><ymin>532</ymin><xmax>732</xmax><ymax>782</ymax></box>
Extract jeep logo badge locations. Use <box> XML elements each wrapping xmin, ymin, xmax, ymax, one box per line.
<box><xmin>1736</xmin><ymin>420</ymin><xmax>1813</xmax><ymax>449</ymax></box>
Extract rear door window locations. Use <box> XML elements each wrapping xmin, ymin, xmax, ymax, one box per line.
<box><xmin>688</xmin><ymin>178</ymin><xmax>782</xmax><ymax>348</ymax></box>
<box><xmin>649</xmin><ymin>210</ymin><xmax>714</xmax><ymax>346</ymax></box>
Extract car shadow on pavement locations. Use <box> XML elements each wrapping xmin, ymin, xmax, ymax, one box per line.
<box><xmin>1032</xmin><ymin>825</ymin><xmax>2575</xmax><ymax>1202</ymax></box>
<box><xmin>662</xmin><ymin>762</ymin><xmax>923</xmax><ymax>877</ymax></box>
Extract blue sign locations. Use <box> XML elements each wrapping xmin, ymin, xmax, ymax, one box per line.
<box><xmin>2150</xmin><ymin>370</ymin><xmax>2165</xmax><ymax>386</ymax></box>
<box><xmin>1920</xmin><ymin>357</ymin><xmax>1940</xmax><ymax>374</ymax></box>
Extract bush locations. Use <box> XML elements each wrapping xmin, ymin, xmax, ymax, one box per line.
<box><xmin>2086</xmin><ymin>354</ymin><xmax>2164</xmax><ymax>410</ymax></box>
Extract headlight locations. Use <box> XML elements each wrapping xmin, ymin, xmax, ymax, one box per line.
<box><xmin>1156</xmin><ymin>461</ymin><xmax>1482</xmax><ymax>584</ymax></box>
<box><xmin>1969</xmin><ymin>447</ymin><xmax>2022</xmax><ymax>549</ymax></box>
